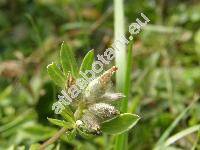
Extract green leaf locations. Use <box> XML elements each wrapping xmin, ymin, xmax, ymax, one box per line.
<box><xmin>60</xmin><ymin>42</ymin><xmax>78</xmax><ymax>77</ymax></box>
<box><xmin>101</xmin><ymin>113</ymin><xmax>140</xmax><ymax>134</ymax></box>
<box><xmin>79</xmin><ymin>50</ymin><xmax>94</xmax><ymax>73</ymax></box>
<box><xmin>64</xmin><ymin>129</ymin><xmax>77</xmax><ymax>141</ymax></box>
<box><xmin>63</xmin><ymin>105</ymin><xmax>74</xmax><ymax>119</ymax></box>
<box><xmin>60</xmin><ymin>108</ymin><xmax>75</xmax><ymax>123</ymax></box>
<box><xmin>0</xmin><ymin>85</ymin><xmax>12</xmax><ymax>101</ymax></box>
<box><xmin>30</xmin><ymin>144</ymin><xmax>40</xmax><ymax>150</ymax></box>
<box><xmin>47</xmin><ymin>62</ymin><xmax>66</xmax><ymax>87</ymax></box>
<box><xmin>77</xmin><ymin>128</ymin><xmax>94</xmax><ymax>139</ymax></box>
<box><xmin>47</xmin><ymin>118</ymin><xmax>73</xmax><ymax>128</ymax></box>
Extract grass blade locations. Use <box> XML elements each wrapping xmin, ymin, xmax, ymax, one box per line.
<box><xmin>114</xmin><ymin>0</ymin><xmax>126</xmax><ymax>91</ymax></box>
<box><xmin>164</xmin><ymin>124</ymin><xmax>200</xmax><ymax>147</ymax></box>
<box><xmin>113</xmin><ymin>0</ymin><xmax>132</xmax><ymax>149</ymax></box>
<box><xmin>114</xmin><ymin>42</ymin><xmax>133</xmax><ymax>150</ymax></box>
<box><xmin>121</xmin><ymin>41</ymin><xmax>133</xmax><ymax>112</ymax></box>
<box><xmin>191</xmin><ymin>126</ymin><xmax>200</xmax><ymax>150</ymax></box>
<box><xmin>155</xmin><ymin>95</ymin><xmax>199</xmax><ymax>149</ymax></box>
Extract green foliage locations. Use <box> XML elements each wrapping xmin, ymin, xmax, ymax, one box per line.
<box><xmin>79</xmin><ymin>49</ymin><xmax>94</xmax><ymax>73</ymax></box>
<box><xmin>48</xmin><ymin>43</ymin><xmax>138</xmax><ymax>127</ymax></box>
<box><xmin>77</xmin><ymin>128</ymin><xmax>94</xmax><ymax>139</ymax></box>
<box><xmin>164</xmin><ymin>124</ymin><xmax>200</xmax><ymax>147</ymax></box>
<box><xmin>47</xmin><ymin>118</ymin><xmax>73</xmax><ymax>128</ymax></box>
<box><xmin>155</xmin><ymin>96</ymin><xmax>199</xmax><ymax>149</ymax></box>
<box><xmin>65</xmin><ymin>129</ymin><xmax>77</xmax><ymax>141</ymax></box>
<box><xmin>47</xmin><ymin>62</ymin><xmax>66</xmax><ymax>88</ymax></box>
<box><xmin>101</xmin><ymin>113</ymin><xmax>140</xmax><ymax>134</ymax></box>
<box><xmin>60</xmin><ymin>42</ymin><xmax>78</xmax><ymax>77</ymax></box>
<box><xmin>44</xmin><ymin>42</ymin><xmax>139</xmax><ymax>149</ymax></box>
<box><xmin>60</xmin><ymin>107</ymin><xmax>75</xmax><ymax>123</ymax></box>
<box><xmin>30</xmin><ymin>144</ymin><xmax>40</xmax><ymax>150</ymax></box>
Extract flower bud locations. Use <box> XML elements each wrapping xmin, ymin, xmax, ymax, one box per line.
<box><xmin>84</xmin><ymin>66</ymin><xmax>118</xmax><ymax>103</ymax></box>
<box><xmin>81</xmin><ymin>111</ymin><xmax>101</xmax><ymax>134</ymax></box>
<box><xmin>100</xmin><ymin>93</ymin><xmax>125</xmax><ymax>102</ymax></box>
<box><xmin>88</xmin><ymin>103</ymin><xmax>120</xmax><ymax>121</ymax></box>
<box><xmin>66</xmin><ymin>72</ymin><xmax>76</xmax><ymax>88</ymax></box>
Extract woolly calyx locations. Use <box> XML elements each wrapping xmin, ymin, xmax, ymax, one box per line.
<box><xmin>83</xmin><ymin>66</ymin><xmax>118</xmax><ymax>103</ymax></box>
<box><xmin>88</xmin><ymin>103</ymin><xmax>120</xmax><ymax>121</ymax></box>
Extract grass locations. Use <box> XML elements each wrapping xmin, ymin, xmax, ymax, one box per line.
<box><xmin>113</xmin><ymin>0</ymin><xmax>133</xmax><ymax>149</ymax></box>
<box><xmin>155</xmin><ymin>95</ymin><xmax>199</xmax><ymax>149</ymax></box>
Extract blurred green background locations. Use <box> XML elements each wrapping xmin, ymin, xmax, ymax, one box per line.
<box><xmin>0</xmin><ymin>0</ymin><xmax>200</xmax><ymax>149</ymax></box>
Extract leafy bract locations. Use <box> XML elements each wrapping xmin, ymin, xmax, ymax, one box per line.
<box><xmin>47</xmin><ymin>62</ymin><xmax>66</xmax><ymax>87</ymax></box>
<box><xmin>79</xmin><ymin>50</ymin><xmax>94</xmax><ymax>74</ymax></box>
<box><xmin>101</xmin><ymin>113</ymin><xmax>140</xmax><ymax>134</ymax></box>
<box><xmin>64</xmin><ymin>129</ymin><xmax>77</xmax><ymax>141</ymax></box>
<box><xmin>47</xmin><ymin>118</ymin><xmax>73</xmax><ymax>128</ymax></box>
<box><xmin>60</xmin><ymin>42</ymin><xmax>78</xmax><ymax>77</ymax></box>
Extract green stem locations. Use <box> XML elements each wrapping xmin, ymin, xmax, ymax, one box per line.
<box><xmin>114</xmin><ymin>0</ymin><xmax>128</xmax><ymax>150</ymax></box>
<box><xmin>114</xmin><ymin>0</ymin><xmax>126</xmax><ymax>91</ymax></box>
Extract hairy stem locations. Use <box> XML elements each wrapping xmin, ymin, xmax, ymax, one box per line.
<box><xmin>40</xmin><ymin>127</ymin><xmax>68</xmax><ymax>150</ymax></box>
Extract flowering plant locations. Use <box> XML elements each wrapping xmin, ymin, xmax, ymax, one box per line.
<box><xmin>39</xmin><ymin>43</ymin><xmax>140</xmax><ymax>149</ymax></box>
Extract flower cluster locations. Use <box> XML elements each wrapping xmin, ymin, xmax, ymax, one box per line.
<box><xmin>51</xmin><ymin>12</ymin><xmax>150</xmax><ymax>115</ymax></box>
<box><xmin>77</xmin><ymin>66</ymin><xmax>125</xmax><ymax>134</ymax></box>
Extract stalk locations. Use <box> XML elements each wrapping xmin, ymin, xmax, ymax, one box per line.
<box><xmin>113</xmin><ymin>0</ymin><xmax>127</xmax><ymax>150</ymax></box>
<box><xmin>40</xmin><ymin>127</ymin><xmax>68</xmax><ymax>150</ymax></box>
<box><xmin>114</xmin><ymin>0</ymin><xmax>126</xmax><ymax>91</ymax></box>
